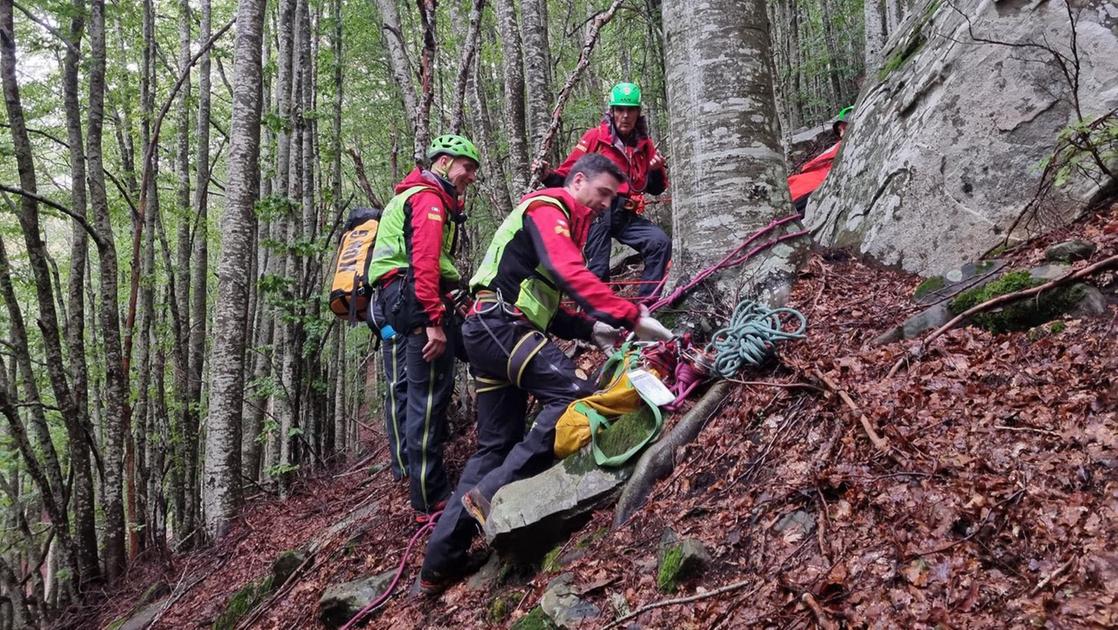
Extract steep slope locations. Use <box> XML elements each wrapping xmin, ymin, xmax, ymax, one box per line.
<box><xmin>88</xmin><ymin>204</ymin><xmax>1115</xmax><ymax>630</ymax></box>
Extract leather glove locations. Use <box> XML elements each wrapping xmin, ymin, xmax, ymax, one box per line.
<box><xmin>591</xmin><ymin>321</ymin><xmax>623</xmax><ymax>352</ymax></box>
<box><xmin>635</xmin><ymin>305</ymin><xmax>673</xmax><ymax>341</ymax></box>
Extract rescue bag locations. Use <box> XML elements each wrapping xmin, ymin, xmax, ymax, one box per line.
<box><xmin>554</xmin><ymin>345</ymin><xmax>665</xmax><ymax>467</ymax></box>
<box><xmin>329</xmin><ymin>207</ymin><xmax>382</xmax><ymax>322</ymax></box>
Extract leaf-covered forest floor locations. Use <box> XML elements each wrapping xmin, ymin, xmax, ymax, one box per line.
<box><xmin>82</xmin><ymin>203</ymin><xmax>1116</xmax><ymax>629</ymax></box>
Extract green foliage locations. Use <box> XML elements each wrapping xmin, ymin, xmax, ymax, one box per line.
<box><xmin>509</xmin><ymin>606</ymin><xmax>556</xmax><ymax>630</ymax></box>
<box><xmin>267</xmin><ymin>462</ymin><xmax>300</xmax><ymax>478</ymax></box>
<box><xmin>540</xmin><ymin>545</ymin><xmax>564</xmax><ymax>573</ymax></box>
<box><xmin>488</xmin><ymin>592</ymin><xmax>524</xmax><ymax>624</ymax></box>
<box><xmin>212</xmin><ymin>575</ymin><xmax>274</xmax><ymax>630</ymax></box>
<box><xmin>657</xmin><ymin>544</ymin><xmax>684</xmax><ymax>593</ymax></box>
<box><xmin>949</xmin><ymin>271</ymin><xmax>1085</xmax><ymax>333</ymax></box>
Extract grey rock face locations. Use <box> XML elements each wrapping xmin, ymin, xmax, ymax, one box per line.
<box><xmin>318</xmin><ymin>570</ymin><xmax>395</xmax><ymax>629</ymax></box>
<box><xmin>807</xmin><ymin>0</ymin><xmax>1118</xmax><ymax>276</ymax></box>
<box><xmin>540</xmin><ymin>573</ymin><xmax>601</xmax><ymax>629</ymax></box>
<box><xmin>483</xmin><ymin>450</ymin><xmax>631</xmax><ymax>554</ymax></box>
<box><xmin>1046</xmin><ymin>239</ymin><xmax>1098</xmax><ymax>262</ymax></box>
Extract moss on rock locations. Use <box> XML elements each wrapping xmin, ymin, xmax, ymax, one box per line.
<box><xmin>657</xmin><ymin>544</ymin><xmax>685</xmax><ymax>592</ymax></box>
<box><xmin>487</xmin><ymin>592</ymin><xmax>523</xmax><ymax>624</ymax></box>
<box><xmin>213</xmin><ymin>576</ymin><xmax>274</xmax><ymax>630</ymax></box>
<box><xmin>510</xmin><ymin>605</ymin><xmax>557</xmax><ymax>630</ymax></box>
<box><xmin>949</xmin><ymin>270</ymin><xmax>1085</xmax><ymax>333</ymax></box>
<box><xmin>595</xmin><ymin>406</ymin><xmax>657</xmax><ymax>459</ymax></box>
<box><xmin>913</xmin><ymin>275</ymin><xmax>946</xmax><ymax>299</ymax></box>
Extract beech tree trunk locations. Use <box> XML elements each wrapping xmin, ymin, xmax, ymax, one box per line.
<box><xmin>662</xmin><ymin>0</ymin><xmax>798</xmax><ymax>291</ymax></box>
<box><xmin>520</xmin><ymin>0</ymin><xmax>552</xmax><ymax>149</ymax></box>
<box><xmin>60</xmin><ymin>0</ymin><xmax>101</xmax><ymax>585</ymax></box>
<box><xmin>202</xmin><ymin>0</ymin><xmax>266</xmax><ymax>540</ymax></box>
<box><xmin>86</xmin><ymin>0</ymin><xmax>129</xmax><ymax>579</ymax></box>
<box><xmin>496</xmin><ymin>0</ymin><xmax>528</xmax><ymax>191</ymax></box>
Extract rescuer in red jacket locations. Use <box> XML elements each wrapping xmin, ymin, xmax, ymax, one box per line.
<box><xmin>417</xmin><ymin>154</ymin><xmax>674</xmax><ymax>595</ymax></box>
<box><xmin>788</xmin><ymin>106</ymin><xmax>852</xmax><ymax>214</ymax></box>
<box><xmin>545</xmin><ymin>82</ymin><xmax>670</xmax><ymax>298</ymax></box>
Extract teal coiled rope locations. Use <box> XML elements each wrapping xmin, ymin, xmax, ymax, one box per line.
<box><xmin>704</xmin><ymin>299</ymin><xmax>808</xmax><ymax>379</ymax></box>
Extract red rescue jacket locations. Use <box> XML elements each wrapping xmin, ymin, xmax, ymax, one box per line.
<box><xmin>551</xmin><ymin>117</ymin><xmax>668</xmax><ymax>198</ymax></box>
<box><xmin>788</xmin><ymin>141</ymin><xmax>841</xmax><ymax>204</ymax></box>
<box><xmin>480</xmin><ymin>187</ymin><xmax>641</xmax><ymax>339</ymax></box>
<box><xmin>394</xmin><ymin>168</ymin><xmax>464</xmax><ymax>326</ymax></box>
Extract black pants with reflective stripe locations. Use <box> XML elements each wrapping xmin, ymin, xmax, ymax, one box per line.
<box><xmin>422</xmin><ymin>309</ymin><xmax>595</xmax><ymax>575</ymax></box>
<box><xmin>584</xmin><ymin>198</ymin><xmax>672</xmax><ymax>297</ymax></box>
<box><xmin>376</xmin><ymin>279</ymin><xmax>455</xmax><ymax>512</ymax></box>
<box><xmin>368</xmin><ymin>298</ymin><xmax>409</xmax><ymax>480</ymax></box>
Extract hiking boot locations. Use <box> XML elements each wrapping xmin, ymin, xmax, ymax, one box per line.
<box><xmin>461</xmin><ymin>488</ymin><xmax>491</xmax><ymax>526</ymax></box>
<box><xmin>411</xmin><ymin>552</ymin><xmax>490</xmax><ymax>598</ymax></box>
<box><xmin>415</xmin><ymin>499</ymin><xmax>447</xmax><ymax>524</ymax></box>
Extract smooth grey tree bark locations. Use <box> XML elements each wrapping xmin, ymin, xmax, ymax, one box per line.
<box><xmin>186</xmin><ymin>0</ymin><xmax>213</xmax><ymax>537</ymax></box>
<box><xmin>496</xmin><ymin>0</ymin><xmax>528</xmax><ymax>192</ymax></box>
<box><xmin>865</xmin><ymin>0</ymin><xmax>886</xmax><ymax>73</ymax></box>
<box><xmin>374</xmin><ymin>0</ymin><xmax>423</xmax><ymax>161</ymax></box>
<box><xmin>60</xmin><ymin>0</ymin><xmax>101</xmax><ymax>585</ymax></box>
<box><xmin>85</xmin><ymin>0</ymin><xmax>129</xmax><ymax>579</ymax></box>
<box><xmin>662</xmin><ymin>0</ymin><xmax>801</xmax><ymax>298</ymax></box>
<box><xmin>520</xmin><ymin>0</ymin><xmax>552</xmax><ymax>149</ymax></box>
<box><xmin>202</xmin><ymin>0</ymin><xmax>266</xmax><ymax>540</ymax></box>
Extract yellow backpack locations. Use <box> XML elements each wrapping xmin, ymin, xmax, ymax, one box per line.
<box><xmin>329</xmin><ymin>207</ymin><xmax>381</xmax><ymax>322</ymax></box>
<box><xmin>554</xmin><ymin>346</ymin><xmax>665</xmax><ymax>466</ymax></box>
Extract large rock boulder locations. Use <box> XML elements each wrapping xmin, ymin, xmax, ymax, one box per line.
<box><xmin>483</xmin><ymin>449</ymin><xmax>631</xmax><ymax>556</ymax></box>
<box><xmin>807</xmin><ymin>0</ymin><xmax>1118</xmax><ymax>276</ymax></box>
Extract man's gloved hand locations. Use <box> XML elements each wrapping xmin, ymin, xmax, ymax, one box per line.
<box><xmin>591</xmin><ymin>321</ymin><xmax>623</xmax><ymax>352</ymax></box>
<box><xmin>635</xmin><ymin>305</ymin><xmax>673</xmax><ymax>341</ymax></box>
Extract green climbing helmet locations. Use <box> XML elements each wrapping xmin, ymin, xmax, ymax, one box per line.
<box><xmin>836</xmin><ymin>106</ymin><xmax>854</xmax><ymax>122</ymax></box>
<box><xmin>608</xmin><ymin>82</ymin><xmax>642</xmax><ymax>108</ymax></box>
<box><xmin>427</xmin><ymin>134</ymin><xmax>480</xmax><ymax>164</ymax></box>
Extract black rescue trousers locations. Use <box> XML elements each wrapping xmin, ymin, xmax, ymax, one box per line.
<box><xmin>583</xmin><ymin>197</ymin><xmax>672</xmax><ymax>298</ymax></box>
<box><xmin>421</xmin><ymin>307</ymin><xmax>595</xmax><ymax>576</ymax></box>
<box><xmin>368</xmin><ymin>298</ymin><xmax>409</xmax><ymax>480</ymax></box>
<box><xmin>374</xmin><ymin>278</ymin><xmax>457</xmax><ymax>513</ymax></box>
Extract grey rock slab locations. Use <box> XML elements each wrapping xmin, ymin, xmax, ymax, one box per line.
<box><xmin>1046</xmin><ymin>239</ymin><xmax>1097</xmax><ymax>262</ymax></box>
<box><xmin>901</xmin><ymin>303</ymin><xmax>953</xmax><ymax>339</ymax></box>
<box><xmin>872</xmin><ymin>302</ymin><xmax>953</xmax><ymax>346</ymax></box>
<box><xmin>914</xmin><ymin>259</ymin><xmax>1008</xmax><ymax>306</ymax></box>
<box><xmin>1028</xmin><ymin>263</ymin><xmax>1072</xmax><ymax>283</ymax></box>
<box><xmin>114</xmin><ymin>600</ymin><xmax>166</xmax><ymax>630</ymax></box>
<box><xmin>806</xmin><ymin>0</ymin><xmax>1118</xmax><ymax>276</ymax></box>
<box><xmin>1068</xmin><ymin>284</ymin><xmax>1109</xmax><ymax>317</ymax></box>
<box><xmin>318</xmin><ymin>570</ymin><xmax>395</xmax><ymax>630</ymax></box>
<box><xmin>483</xmin><ymin>449</ymin><xmax>631</xmax><ymax>554</ymax></box>
<box><xmin>540</xmin><ymin>573</ymin><xmax>601</xmax><ymax>629</ymax></box>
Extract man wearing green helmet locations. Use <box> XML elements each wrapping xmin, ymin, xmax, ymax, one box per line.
<box><xmin>366</xmin><ymin>133</ymin><xmax>480</xmax><ymax>520</ymax></box>
<box><xmin>788</xmin><ymin>106</ymin><xmax>852</xmax><ymax>214</ymax></box>
<box><xmin>544</xmin><ymin>81</ymin><xmax>671</xmax><ymax>299</ymax></box>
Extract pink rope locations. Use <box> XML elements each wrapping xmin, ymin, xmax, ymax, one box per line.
<box><xmin>338</xmin><ymin>509</ymin><xmax>443</xmax><ymax>630</ymax></box>
<box><xmin>649</xmin><ymin>215</ymin><xmax>807</xmax><ymax>313</ymax></box>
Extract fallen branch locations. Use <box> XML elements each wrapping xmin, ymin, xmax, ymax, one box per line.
<box><xmin>812</xmin><ymin>370</ymin><xmax>892</xmax><ymax>455</ymax></box>
<box><xmin>888</xmin><ymin>254</ymin><xmax>1118</xmax><ymax>378</ymax></box>
<box><xmin>1030</xmin><ymin>555</ymin><xmax>1076</xmax><ymax>596</ymax></box>
<box><xmin>801</xmin><ymin>592</ymin><xmax>838</xmax><ymax>630</ymax></box>
<box><xmin>600</xmin><ymin>577</ymin><xmax>764</xmax><ymax>629</ymax></box>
